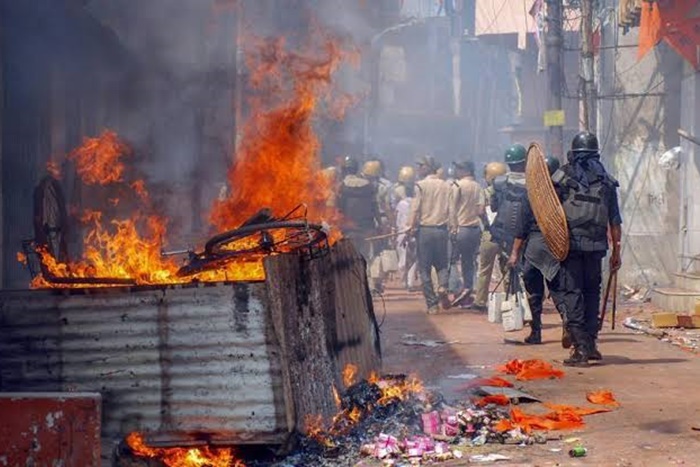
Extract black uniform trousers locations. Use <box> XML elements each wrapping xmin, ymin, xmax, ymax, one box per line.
<box><xmin>521</xmin><ymin>260</ymin><xmax>545</xmax><ymax>332</ymax></box>
<box><xmin>548</xmin><ymin>250</ymin><xmax>605</xmax><ymax>349</ymax></box>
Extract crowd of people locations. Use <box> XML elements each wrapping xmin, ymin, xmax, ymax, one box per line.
<box><xmin>325</xmin><ymin>131</ymin><xmax>622</xmax><ymax>368</ymax></box>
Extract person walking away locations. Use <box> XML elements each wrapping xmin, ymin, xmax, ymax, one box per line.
<box><xmin>408</xmin><ymin>155</ymin><xmax>452</xmax><ymax>314</ymax></box>
<box><xmin>393</xmin><ymin>165</ymin><xmax>416</xmax><ymax>209</ymax></box>
<box><xmin>444</xmin><ymin>165</ymin><xmax>463</xmax><ymax>295</ymax></box>
<box><xmin>548</xmin><ymin>132</ymin><xmax>622</xmax><ymax>367</ymax></box>
<box><xmin>395</xmin><ymin>166</ymin><xmax>418</xmax><ymax>290</ymax></box>
<box><xmin>472</xmin><ymin>162</ymin><xmax>508</xmax><ymax>311</ymax></box>
<box><xmin>362</xmin><ymin>160</ymin><xmax>393</xmax><ymax>293</ymax></box>
<box><xmin>507</xmin><ymin>156</ymin><xmax>562</xmax><ymax>345</ymax></box>
<box><xmin>449</xmin><ymin>160</ymin><xmax>484</xmax><ymax>307</ymax></box>
<box><xmin>490</xmin><ymin>144</ymin><xmax>530</xmax><ymax>295</ymax></box>
<box><xmin>337</xmin><ymin>156</ymin><xmax>379</xmax><ymax>261</ymax></box>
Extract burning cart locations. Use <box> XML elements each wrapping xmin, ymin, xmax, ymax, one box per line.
<box><xmin>1</xmin><ymin>214</ymin><xmax>381</xmax><ymax>463</ymax></box>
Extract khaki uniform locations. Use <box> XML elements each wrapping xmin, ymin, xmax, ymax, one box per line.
<box><xmin>474</xmin><ymin>185</ymin><xmax>507</xmax><ymax>307</ymax></box>
<box><xmin>449</xmin><ymin>176</ymin><xmax>484</xmax><ymax>292</ymax></box>
<box><xmin>408</xmin><ymin>175</ymin><xmax>450</xmax><ymax>228</ymax></box>
<box><xmin>409</xmin><ymin>175</ymin><xmax>451</xmax><ymax>310</ymax></box>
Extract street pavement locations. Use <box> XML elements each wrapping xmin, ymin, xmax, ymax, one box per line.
<box><xmin>377</xmin><ymin>287</ymin><xmax>700</xmax><ymax>466</ymax></box>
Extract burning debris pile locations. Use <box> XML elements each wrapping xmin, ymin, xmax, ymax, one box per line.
<box><xmin>119</xmin><ymin>361</ymin><xmax>619</xmax><ymax>467</ymax></box>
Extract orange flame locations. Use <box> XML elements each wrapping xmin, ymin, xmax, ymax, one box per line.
<box><xmin>309</xmin><ymin>367</ymin><xmax>426</xmax><ymax>444</ymax></box>
<box><xmin>209</xmin><ymin>34</ymin><xmax>352</xmax><ymax>236</ymax></box>
<box><xmin>126</xmin><ymin>432</ymin><xmax>244</xmax><ymax>467</ymax></box>
<box><xmin>68</xmin><ymin>130</ymin><xmax>130</xmax><ymax>185</ymax></box>
<box><xmin>371</xmin><ymin>373</ymin><xmax>424</xmax><ymax>405</ymax></box>
<box><xmin>342</xmin><ymin>363</ymin><xmax>358</xmax><ymax>388</ymax></box>
<box><xmin>27</xmin><ymin>26</ymin><xmax>357</xmax><ymax>288</ymax></box>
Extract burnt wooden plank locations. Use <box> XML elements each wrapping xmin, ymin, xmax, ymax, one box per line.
<box><xmin>264</xmin><ymin>251</ymin><xmax>339</xmax><ymax>434</ymax></box>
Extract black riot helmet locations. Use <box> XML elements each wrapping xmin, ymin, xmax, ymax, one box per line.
<box><xmin>342</xmin><ymin>156</ymin><xmax>359</xmax><ymax>176</ymax></box>
<box><xmin>545</xmin><ymin>156</ymin><xmax>561</xmax><ymax>175</ymax></box>
<box><xmin>571</xmin><ymin>131</ymin><xmax>599</xmax><ymax>153</ymax></box>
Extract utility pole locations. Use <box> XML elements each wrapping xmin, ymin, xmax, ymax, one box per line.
<box><xmin>596</xmin><ymin>0</ymin><xmax>615</xmax><ymax>155</ymax></box>
<box><xmin>545</xmin><ymin>0</ymin><xmax>565</xmax><ymax>159</ymax></box>
<box><xmin>581</xmin><ymin>0</ymin><xmax>596</xmax><ymax>131</ymax></box>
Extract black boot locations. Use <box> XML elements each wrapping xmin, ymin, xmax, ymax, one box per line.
<box><xmin>589</xmin><ymin>341</ymin><xmax>602</xmax><ymax>361</ymax></box>
<box><xmin>561</xmin><ymin>327</ymin><xmax>572</xmax><ymax>349</ymax></box>
<box><xmin>524</xmin><ymin>321</ymin><xmax>542</xmax><ymax>345</ymax></box>
<box><xmin>524</xmin><ymin>330</ymin><xmax>542</xmax><ymax>344</ymax></box>
<box><xmin>563</xmin><ymin>348</ymin><xmax>590</xmax><ymax>367</ymax></box>
<box><xmin>563</xmin><ymin>328</ymin><xmax>590</xmax><ymax>367</ymax></box>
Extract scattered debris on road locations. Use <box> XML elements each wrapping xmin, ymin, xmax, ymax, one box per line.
<box><xmin>400</xmin><ymin>334</ymin><xmax>460</xmax><ymax>347</ymax></box>
<box><xmin>624</xmin><ymin>317</ymin><xmax>700</xmax><ymax>354</ymax></box>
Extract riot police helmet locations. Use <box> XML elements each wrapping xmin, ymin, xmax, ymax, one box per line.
<box><xmin>504</xmin><ymin>144</ymin><xmax>527</xmax><ymax>165</ymax></box>
<box><xmin>571</xmin><ymin>131</ymin><xmax>599</xmax><ymax>153</ymax></box>
<box><xmin>342</xmin><ymin>156</ymin><xmax>359</xmax><ymax>175</ymax></box>
<box><xmin>545</xmin><ymin>156</ymin><xmax>561</xmax><ymax>175</ymax></box>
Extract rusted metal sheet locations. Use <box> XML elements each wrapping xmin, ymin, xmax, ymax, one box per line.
<box><xmin>0</xmin><ymin>283</ymin><xmax>288</xmax><ymax>447</ymax></box>
<box><xmin>330</xmin><ymin>240</ymin><xmax>382</xmax><ymax>381</ymax></box>
<box><xmin>0</xmin><ymin>392</ymin><xmax>101</xmax><ymax>467</ymax></box>
<box><xmin>0</xmin><ymin>240</ymin><xmax>381</xmax><ymax>457</ymax></box>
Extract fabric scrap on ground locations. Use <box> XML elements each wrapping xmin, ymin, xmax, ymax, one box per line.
<box><xmin>497</xmin><ymin>359</ymin><xmax>565</xmax><ymax>381</ymax></box>
<box><xmin>586</xmin><ymin>390</ymin><xmax>620</xmax><ymax>407</ymax></box>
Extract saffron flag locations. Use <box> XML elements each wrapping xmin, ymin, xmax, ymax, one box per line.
<box><xmin>638</xmin><ymin>0</ymin><xmax>700</xmax><ymax>69</ymax></box>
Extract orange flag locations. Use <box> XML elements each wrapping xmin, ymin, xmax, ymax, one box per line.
<box><xmin>638</xmin><ymin>2</ymin><xmax>662</xmax><ymax>60</ymax></box>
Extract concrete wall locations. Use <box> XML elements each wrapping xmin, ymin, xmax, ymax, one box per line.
<box><xmin>606</xmin><ymin>29</ymin><xmax>684</xmax><ymax>287</ymax></box>
<box><xmin>679</xmin><ymin>64</ymin><xmax>700</xmax><ymax>274</ymax></box>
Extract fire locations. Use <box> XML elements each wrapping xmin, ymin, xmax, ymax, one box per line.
<box><xmin>368</xmin><ymin>371</ymin><xmax>424</xmax><ymax>405</ymax></box>
<box><xmin>209</xmin><ymin>34</ymin><xmax>350</xmax><ymax>236</ymax></box>
<box><xmin>308</xmin><ymin>365</ymin><xmax>427</xmax><ymax>445</ymax></box>
<box><xmin>343</xmin><ymin>363</ymin><xmax>358</xmax><ymax>388</ymax></box>
<box><xmin>304</xmin><ymin>414</ymin><xmax>336</xmax><ymax>448</ymax></box>
<box><xmin>68</xmin><ymin>130</ymin><xmax>129</xmax><ymax>185</ymax></box>
<box><xmin>25</xmin><ymin>26</ymin><xmax>357</xmax><ymax>288</ymax></box>
<box><xmin>126</xmin><ymin>432</ymin><xmax>243</xmax><ymax>467</ymax></box>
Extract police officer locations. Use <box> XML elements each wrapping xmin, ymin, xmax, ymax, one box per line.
<box><xmin>472</xmin><ymin>162</ymin><xmax>508</xmax><ymax>311</ymax></box>
<box><xmin>393</xmin><ymin>166</ymin><xmax>416</xmax><ymax>206</ymax></box>
<box><xmin>490</xmin><ymin>144</ymin><xmax>529</xmax><ymax>295</ymax></box>
<box><xmin>507</xmin><ymin>156</ymin><xmax>562</xmax><ymax>345</ymax></box>
<box><xmin>550</xmin><ymin>132</ymin><xmax>622</xmax><ymax>367</ymax></box>
<box><xmin>362</xmin><ymin>160</ymin><xmax>392</xmax><ymax>293</ymax></box>
<box><xmin>408</xmin><ymin>155</ymin><xmax>452</xmax><ymax>314</ymax></box>
<box><xmin>337</xmin><ymin>156</ymin><xmax>379</xmax><ymax>261</ymax></box>
<box><xmin>449</xmin><ymin>160</ymin><xmax>484</xmax><ymax>306</ymax></box>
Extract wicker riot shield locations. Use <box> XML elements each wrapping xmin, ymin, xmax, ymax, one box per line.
<box><xmin>525</xmin><ymin>143</ymin><xmax>570</xmax><ymax>261</ymax></box>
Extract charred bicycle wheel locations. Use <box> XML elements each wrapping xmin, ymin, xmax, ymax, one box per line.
<box><xmin>177</xmin><ymin>221</ymin><xmax>329</xmax><ymax>277</ymax></box>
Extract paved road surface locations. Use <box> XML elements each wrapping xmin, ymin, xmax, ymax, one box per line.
<box><xmin>376</xmin><ymin>288</ymin><xmax>700</xmax><ymax>466</ymax></box>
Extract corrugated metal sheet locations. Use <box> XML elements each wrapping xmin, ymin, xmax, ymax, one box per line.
<box><xmin>0</xmin><ymin>283</ymin><xmax>288</xmax><ymax>446</ymax></box>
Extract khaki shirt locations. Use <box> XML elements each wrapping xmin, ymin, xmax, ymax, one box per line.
<box><xmin>408</xmin><ymin>174</ymin><xmax>450</xmax><ymax>228</ymax></box>
<box><xmin>449</xmin><ymin>176</ymin><xmax>484</xmax><ymax>230</ymax></box>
